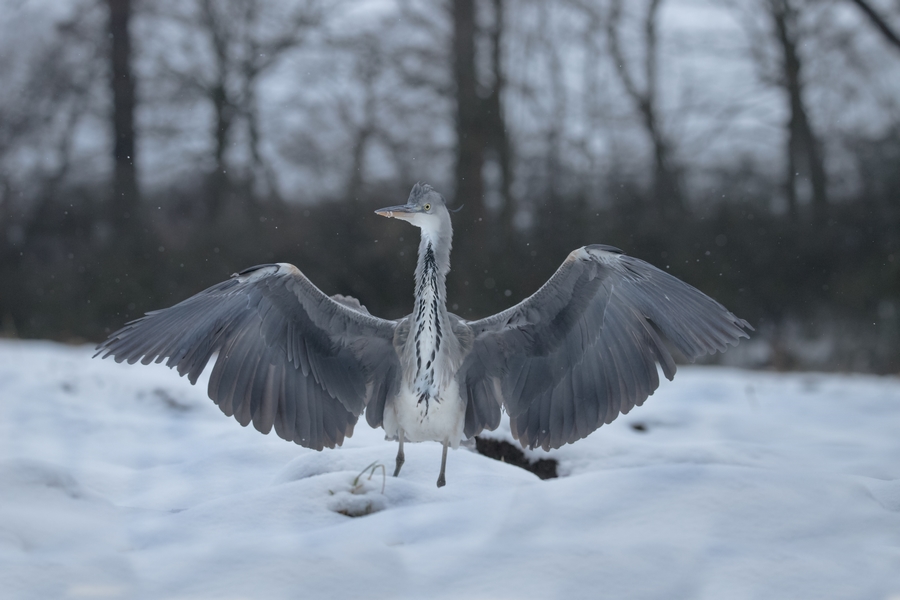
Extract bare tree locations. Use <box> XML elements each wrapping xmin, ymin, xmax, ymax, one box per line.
<box><xmin>108</xmin><ymin>0</ymin><xmax>140</xmax><ymax>240</ymax></box>
<box><xmin>604</xmin><ymin>0</ymin><xmax>684</xmax><ymax>219</ymax></box>
<box><xmin>341</xmin><ymin>33</ymin><xmax>382</xmax><ymax>202</ymax></box>
<box><xmin>151</xmin><ymin>0</ymin><xmax>321</xmax><ymax>217</ymax></box>
<box><xmin>444</xmin><ymin>0</ymin><xmax>514</xmax><ymax>314</ymax></box>
<box><xmin>320</xmin><ymin>26</ymin><xmax>397</xmax><ymax>203</ymax></box>
<box><xmin>450</xmin><ymin>0</ymin><xmax>512</xmax><ymax>208</ymax></box>
<box><xmin>770</xmin><ymin>0</ymin><xmax>829</xmax><ymax>225</ymax></box>
<box><xmin>209</xmin><ymin>0</ymin><xmax>320</xmax><ymax>211</ymax></box>
<box><xmin>730</xmin><ymin>0</ymin><xmax>829</xmax><ymax>224</ymax></box>
<box><xmin>485</xmin><ymin>0</ymin><xmax>514</xmax><ymax>243</ymax></box>
<box><xmin>0</xmin><ymin>4</ymin><xmax>102</xmax><ymax>201</ymax></box>
<box><xmin>453</xmin><ymin>0</ymin><xmax>486</xmax><ymax>219</ymax></box>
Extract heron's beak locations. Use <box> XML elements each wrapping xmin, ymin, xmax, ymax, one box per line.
<box><xmin>375</xmin><ymin>204</ymin><xmax>418</xmax><ymax>220</ymax></box>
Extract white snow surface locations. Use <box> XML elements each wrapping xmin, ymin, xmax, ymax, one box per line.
<box><xmin>1</xmin><ymin>339</ymin><xmax>899</xmax><ymax>599</ymax></box>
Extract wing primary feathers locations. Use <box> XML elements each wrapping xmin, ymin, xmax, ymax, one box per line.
<box><xmin>95</xmin><ymin>263</ymin><xmax>401</xmax><ymax>451</ymax></box>
<box><xmin>459</xmin><ymin>245</ymin><xmax>751</xmax><ymax>451</ymax></box>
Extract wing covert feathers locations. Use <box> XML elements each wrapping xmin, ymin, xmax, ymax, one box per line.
<box><xmin>459</xmin><ymin>246</ymin><xmax>751</xmax><ymax>450</ymax></box>
<box><xmin>96</xmin><ymin>263</ymin><xmax>400</xmax><ymax>450</ymax></box>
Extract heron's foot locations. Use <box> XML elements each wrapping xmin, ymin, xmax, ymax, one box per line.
<box><xmin>436</xmin><ymin>472</ymin><xmax>446</xmax><ymax>488</ymax></box>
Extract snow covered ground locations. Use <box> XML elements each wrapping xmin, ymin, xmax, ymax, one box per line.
<box><xmin>1</xmin><ymin>339</ymin><xmax>899</xmax><ymax>599</ymax></box>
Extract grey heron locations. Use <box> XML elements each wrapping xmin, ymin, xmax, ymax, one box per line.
<box><xmin>96</xmin><ymin>183</ymin><xmax>751</xmax><ymax>487</ymax></box>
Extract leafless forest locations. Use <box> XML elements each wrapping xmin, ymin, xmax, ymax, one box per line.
<box><xmin>1</xmin><ymin>0</ymin><xmax>898</xmax><ymax>372</ymax></box>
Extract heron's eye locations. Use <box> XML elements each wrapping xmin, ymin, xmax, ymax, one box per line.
<box><xmin>424</xmin><ymin>203</ymin><xmax>431</xmax><ymax>211</ymax></box>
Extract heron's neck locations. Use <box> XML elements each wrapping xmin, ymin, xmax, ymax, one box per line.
<box><xmin>409</xmin><ymin>229</ymin><xmax>450</xmax><ymax>398</ymax></box>
<box><xmin>414</xmin><ymin>229</ymin><xmax>449</xmax><ymax>318</ymax></box>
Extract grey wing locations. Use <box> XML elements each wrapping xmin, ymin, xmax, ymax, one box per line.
<box><xmin>458</xmin><ymin>245</ymin><xmax>752</xmax><ymax>450</ymax></box>
<box><xmin>95</xmin><ymin>263</ymin><xmax>401</xmax><ymax>450</ymax></box>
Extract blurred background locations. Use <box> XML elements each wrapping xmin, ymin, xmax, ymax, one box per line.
<box><xmin>0</xmin><ymin>0</ymin><xmax>898</xmax><ymax>372</ymax></box>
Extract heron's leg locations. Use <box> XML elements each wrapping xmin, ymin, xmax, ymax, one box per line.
<box><xmin>436</xmin><ymin>440</ymin><xmax>449</xmax><ymax>488</ymax></box>
<box><xmin>393</xmin><ymin>430</ymin><xmax>405</xmax><ymax>477</ymax></box>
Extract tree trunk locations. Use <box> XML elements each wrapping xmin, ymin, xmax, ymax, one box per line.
<box><xmin>771</xmin><ymin>0</ymin><xmax>828</xmax><ymax>226</ymax></box>
<box><xmin>208</xmin><ymin>81</ymin><xmax>233</xmax><ymax>218</ymax></box>
<box><xmin>107</xmin><ymin>0</ymin><xmax>140</xmax><ymax>239</ymax></box>
<box><xmin>345</xmin><ymin>40</ymin><xmax>379</xmax><ymax>203</ymax></box>
<box><xmin>486</xmin><ymin>0</ymin><xmax>513</xmax><ymax>246</ymax></box>
<box><xmin>202</xmin><ymin>0</ymin><xmax>232</xmax><ymax>220</ymax></box>
<box><xmin>453</xmin><ymin>0</ymin><xmax>486</xmax><ymax>223</ymax></box>
<box><xmin>451</xmin><ymin>0</ymin><xmax>491</xmax><ymax>315</ymax></box>
<box><xmin>606</xmin><ymin>0</ymin><xmax>683</xmax><ymax>221</ymax></box>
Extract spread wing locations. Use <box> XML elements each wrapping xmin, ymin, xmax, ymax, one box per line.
<box><xmin>458</xmin><ymin>245</ymin><xmax>752</xmax><ymax>450</ymax></box>
<box><xmin>95</xmin><ymin>263</ymin><xmax>401</xmax><ymax>450</ymax></box>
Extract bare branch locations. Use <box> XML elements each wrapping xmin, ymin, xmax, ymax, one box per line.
<box><xmin>645</xmin><ymin>0</ymin><xmax>662</xmax><ymax>109</ymax></box>
<box><xmin>606</xmin><ymin>0</ymin><xmax>645</xmax><ymax>107</ymax></box>
<box><xmin>849</xmin><ymin>0</ymin><xmax>900</xmax><ymax>52</ymax></box>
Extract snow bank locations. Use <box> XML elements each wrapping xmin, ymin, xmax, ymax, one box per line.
<box><xmin>1</xmin><ymin>340</ymin><xmax>898</xmax><ymax>599</ymax></box>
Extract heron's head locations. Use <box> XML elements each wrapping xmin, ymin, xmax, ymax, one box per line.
<box><xmin>375</xmin><ymin>183</ymin><xmax>450</xmax><ymax>235</ymax></box>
